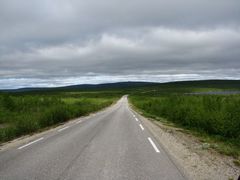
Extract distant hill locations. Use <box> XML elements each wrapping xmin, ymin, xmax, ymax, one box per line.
<box><xmin>0</xmin><ymin>82</ymin><xmax>157</xmax><ymax>93</ymax></box>
<box><xmin>1</xmin><ymin>80</ymin><xmax>240</xmax><ymax>93</ymax></box>
<box><xmin>154</xmin><ymin>79</ymin><xmax>240</xmax><ymax>89</ymax></box>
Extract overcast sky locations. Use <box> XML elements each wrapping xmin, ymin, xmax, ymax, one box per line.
<box><xmin>0</xmin><ymin>0</ymin><xmax>240</xmax><ymax>89</ymax></box>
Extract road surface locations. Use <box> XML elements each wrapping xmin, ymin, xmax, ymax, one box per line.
<box><xmin>0</xmin><ymin>96</ymin><xmax>186</xmax><ymax>180</ymax></box>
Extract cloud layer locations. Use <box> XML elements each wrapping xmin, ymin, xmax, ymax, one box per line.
<box><xmin>1</xmin><ymin>0</ymin><xmax>240</xmax><ymax>88</ymax></box>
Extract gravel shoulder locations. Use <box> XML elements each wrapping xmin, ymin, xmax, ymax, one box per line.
<box><xmin>133</xmin><ymin>109</ymin><xmax>240</xmax><ymax>180</ymax></box>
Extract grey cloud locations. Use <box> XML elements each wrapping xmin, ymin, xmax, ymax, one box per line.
<box><xmin>0</xmin><ymin>0</ymin><xmax>240</xmax><ymax>88</ymax></box>
<box><xmin>1</xmin><ymin>71</ymin><xmax>240</xmax><ymax>89</ymax></box>
<box><xmin>1</xmin><ymin>0</ymin><xmax>239</xmax><ymax>45</ymax></box>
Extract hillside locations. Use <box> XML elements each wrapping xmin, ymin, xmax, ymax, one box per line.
<box><xmin>1</xmin><ymin>80</ymin><xmax>240</xmax><ymax>93</ymax></box>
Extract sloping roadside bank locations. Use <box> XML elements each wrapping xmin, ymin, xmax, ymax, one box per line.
<box><xmin>0</xmin><ymin>97</ymin><xmax>120</xmax><ymax>151</ymax></box>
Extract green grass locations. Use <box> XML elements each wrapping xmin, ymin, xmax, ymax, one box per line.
<box><xmin>129</xmin><ymin>93</ymin><xmax>240</xmax><ymax>157</ymax></box>
<box><xmin>0</xmin><ymin>92</ymin><xmax>121</xmax><ymax>143</ymax></box>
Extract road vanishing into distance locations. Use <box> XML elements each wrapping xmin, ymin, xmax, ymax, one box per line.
<box><xmin>0</xmin><ymin>96</ymin><xmax>186</xmax><ymax>180</ymax></box>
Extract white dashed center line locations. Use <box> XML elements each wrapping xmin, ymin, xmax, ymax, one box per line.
<box><xmin>18</xmin><ymin>137</ymin><xmax>44</xmax><ymax>150</ymax></box>
<box><xmin>139</xmin><ymin>124</ymin><xmax>144</xmax><ymax>130</ymax></box>
<box><xmin>58</xmin><ymin>126</ymin><xmax>70</xmax><ymax>132</ymax></box>
<box><xmin>148</xmin><ymin>137</ymin><xmax>160</xmax><ymax>153</ymax></box>
<box><xmin>135</xmin><ymin>117</ymin><xmax>139</xmax><ymax>122</ymax></box>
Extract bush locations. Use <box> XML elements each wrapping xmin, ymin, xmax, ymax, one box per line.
<box><xmin>15</xmin><ymin>115</ymin><xmax>40</xmax><ymax>135</ymax></box>
<box><xmin>39</xmin><ymin>105</ymin><xmax>71</xmax><ymax>127</ymax></box>
<box><xmin>0</xmin><ymin>126</ymin><xmax>17</xmax><ymax>142</ymax></box>
<box><xmin>1</xmin><ymin>95</ymin><xmax>15</xmax><ymax>111</ymax></box>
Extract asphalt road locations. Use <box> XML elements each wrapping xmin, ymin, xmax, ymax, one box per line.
<box><xmin>0</xmin><ymin>96</ymin><xmax>186</xmax><ymax>180</ymax></box>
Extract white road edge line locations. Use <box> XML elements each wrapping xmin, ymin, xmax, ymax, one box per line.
<box><xmin>58</xmin><ymin>126</ymin><xmax>70</xmax><ymax>132</ymax></box>
<box><xmin>18</xmin><ymin>137</ymin><xmax>44</xmax><ymax>150</ymax></box>
<box><xmin>139</xmin><ymin>124</ymin><xmax>144</xmax><ymax>130</ymax></box>
<box><xmin>148</xmin><ymin>137</ymin><xmax>160</xmax><ymax>153</ymax></box>
<box><xmin>75</xmin><ymin>120</ymin><xmax>81</xmax><ymax>124</ymax></box>
<box><xmin>135</xmin><ymin>117</ymin><xmax>139</xmax><ymax>122</ymax></box>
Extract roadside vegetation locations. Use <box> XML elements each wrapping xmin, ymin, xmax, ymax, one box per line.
<box><xmin>0</xmin><ymin>91</ymin><xmax>120</xmax><ymax>143</ymax></box>
<box><xmin>129</xmin><ymin>88</ymin><xmax>240</xmax><ymax>158</ymax></box>
<box><xmin>0</xmin><ymin>80</ymin><xmax>240</xmax><ymax>159</ymax></box>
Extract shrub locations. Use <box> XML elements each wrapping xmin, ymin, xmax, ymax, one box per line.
<box><xmin>39</xmin><ymin>105</ymin><xmax>71</xmax><ymax>127</ymax></box>
<box><xmin>15</xmin><ymin>115</ymin><xmax>40</xmax><ymax>135</ymax></box>
<box><xmin>0</xmin><ymin>126</ymin><xmax>17</xmax><ymax>142</ymax></box>
<box><xmin>1</xmin><ymin>95</ymin><xmax>15</xmax><ymax>111</ymax></box>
